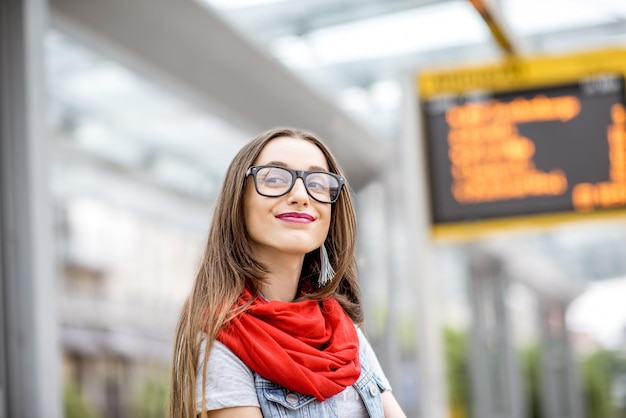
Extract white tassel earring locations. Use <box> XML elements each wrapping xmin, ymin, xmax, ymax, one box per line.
<box><xmin>318</xmin><ymin>244</ymin><xmax>335</xmax><ymax>288</ymax></box>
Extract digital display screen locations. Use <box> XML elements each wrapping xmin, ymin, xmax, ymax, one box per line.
<box><xmin>421</xmin><ymin>74</ymin><xmax>626</xmax><ymax>225</ymax></box>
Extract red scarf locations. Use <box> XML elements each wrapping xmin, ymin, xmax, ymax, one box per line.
<box><xmin>216</xmin><ymin>289</ymin><xmax>361</xmax><ymax>401</ymax></box>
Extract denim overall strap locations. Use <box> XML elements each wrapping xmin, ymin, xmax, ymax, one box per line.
<box><xmin>254</xmin><ymin>374</ymin><xmax>338</xmax><ymax>418</ymax></box>
<box><xmin>254</xmin><ymin>336</ymin><xmax>387</xmax><ymax>417</ymax></box>
<box><xmin>352</xmin><ymin>344</ymin><xmax>387</xmax><ymax>417</ymax></box>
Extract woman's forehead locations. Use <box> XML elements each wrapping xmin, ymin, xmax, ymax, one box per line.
<box><xmin>254</xmin><ymin>137</ymin><xmax>329</xmax><ymax>170</ymax></box>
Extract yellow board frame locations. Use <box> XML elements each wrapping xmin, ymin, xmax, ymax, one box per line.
<box><xmin>419</xmin><ymin>48</ymin><xmax>626</xmax><ymax>99</ymax></box>
<box><xmin>417</xmin><ymin>48</ymin><xmax>626</xmax><ymax>241</ymax></box>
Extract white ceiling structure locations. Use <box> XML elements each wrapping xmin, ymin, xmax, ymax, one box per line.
<box><xmin>45</xmin><ymin>0</ymin><xmax>626</xmax><ymax>229</ymax></box>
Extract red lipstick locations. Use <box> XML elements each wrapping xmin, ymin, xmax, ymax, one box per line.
<box><xmin>275</xmin><ymin>212</ymin><xmax>315</xmax><ymax>223</ymax></box>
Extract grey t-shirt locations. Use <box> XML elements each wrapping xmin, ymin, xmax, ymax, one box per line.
<box><xmin>195</xmin><ymin>327</ymin><xmax>391</xmax><ymax>416</ymax></box>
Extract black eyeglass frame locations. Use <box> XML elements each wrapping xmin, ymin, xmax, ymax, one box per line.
<box><xmin>245</xmin><ymin>165</ymin><xmax>345</xmax><ymax>204</ymax></box>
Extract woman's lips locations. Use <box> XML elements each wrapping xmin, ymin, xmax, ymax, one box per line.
<box><xmin>275</xmin><ymin>212</ymin><xmax>315</xmax><ymax>223</ymax></box>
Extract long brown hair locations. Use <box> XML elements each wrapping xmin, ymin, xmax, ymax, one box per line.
<box><xmin>167</xmin><ymin>127</ymin><xmax>363</xmax><ymax>417</ymax></box>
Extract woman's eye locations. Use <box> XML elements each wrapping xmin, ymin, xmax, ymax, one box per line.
<box><xmin>306</xmin><ymin>175</ymin><xmax>329</xmax><ymax>190</ymax></box>
<box><xmin>265</xmin><ymin>176</ymin><xmax>288</xmax><ymax>184</ymax></box>
<box><xmin>261</xmin><ymin>169</ymin><xmax>291</xmax><ymax>186</ymax></box>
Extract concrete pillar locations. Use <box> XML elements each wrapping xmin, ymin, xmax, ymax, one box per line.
<box><xmin>401</xmin><ymin>76</ymin><xmax>448</xmax><ymax>418</ymax></box>
<box><xmin>467</xmin><ymin>246</ymin><xmax>525</xmax><ymax>418</ymax></box>
<box><xmin>0</xmin><ymin>0</ymin><xmax>61</xmax><ymax>417</ymax></box>
<box><xmin>538</xmin><ymin>301</ymin><xmax>585</xmax><ymax>418</ymax></box>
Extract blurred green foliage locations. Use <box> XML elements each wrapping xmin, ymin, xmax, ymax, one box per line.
<box><xmin>581</xmin><ymin>349</ymin><xmax>626</xmax><ymax>418</ymax></box>
<box><xmin>520</xmin><ymin>345</ymin><xmax>541</xmax><ymax>418</ymax></box>
<box><xmin>445</xmin><ymin>327</ymin><xmax>471</xmax><ymax>418</ymax></box>
<box><xmin>64</xmin><ymin>383</ymin><xmax>99</xmax><ymax>418</ymax></box>
<box><xmin>443</xmin><ymin>327</ymin><xmax>626</xmax><ymax>418</ymax></box>
<box><xmin>132</xmin><ymin>375</ymin><xmax>169</xmax><ymax>418</ymax></box>
<box><xmin>64</xmin><ymin>371</ymin><xmax>169</xmax><ymax>418</ymax></box>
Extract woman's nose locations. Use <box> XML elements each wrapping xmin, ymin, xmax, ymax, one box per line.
<box><xmin>287</xmin><ymin>178</ymin><xmax>310</xmax><ymax>204</ymax></box>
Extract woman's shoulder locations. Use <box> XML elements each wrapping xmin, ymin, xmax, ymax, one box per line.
<box><xmin>354</xmin><ymin>326</ymin><xmax>392</xmax><ymax>391</ymax></box>
<box><xmin>199</xmin><ymin>336</ymin><xmax>253</xmax><ymax>375</ymax></box>
<box><xmin>355</xmin><ymin>325</ymin><xmax>374</xmax><ymax>352</ymax></box>
<box><xmin>196</xmin><ymin>336</ymin><xmax>259</xmax><ymax>412</ymax></box>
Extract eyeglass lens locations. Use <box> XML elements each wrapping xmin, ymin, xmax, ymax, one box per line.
<box><xmin>254</xmin><ymin>166</ymin><xmax>340</xmax><ymax>203</ymax></box>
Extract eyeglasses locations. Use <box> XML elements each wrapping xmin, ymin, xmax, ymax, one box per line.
<box><xmin>245</xmin><ymin>165</ymin><xmax>345</xmax><ymax>204</ymax></box>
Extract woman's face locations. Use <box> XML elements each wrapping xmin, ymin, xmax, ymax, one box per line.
<box><xmin>243</xmin><ymin>136</ymin><xmax>332</xmax><ymax>260</ymax></box>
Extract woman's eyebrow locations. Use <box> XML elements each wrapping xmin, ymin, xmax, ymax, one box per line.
<box><xmin>263</xmin><ymin>161</ymin><xmax>329</xmax><ymax>171</ymax></box>
<box><xmin>263</xmin><ymin>160</ymin><xmax>288</xmax><ymax>167</ymax></box>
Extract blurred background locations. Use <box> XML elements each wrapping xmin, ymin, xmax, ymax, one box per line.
<box><xmin>3</xmin><ymin>0</ymin><xmax>626</xmax><ymax>417</ymax></box>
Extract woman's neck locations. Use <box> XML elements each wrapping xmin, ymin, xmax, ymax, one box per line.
<box><xmin>257</xmin><ymin>253</ymin><xmax>304</xmax><ymax>302</ymax></box>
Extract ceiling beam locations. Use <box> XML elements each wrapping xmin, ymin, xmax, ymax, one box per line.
<box><xmin>217</xmin><ymin>0</ymin><xmax>452</xmax><ymax>41</ymax></box>
<box><xmin>49</xmin><ymin>0</ymin><xmax>391</xmax><ymax>190</ymax></box>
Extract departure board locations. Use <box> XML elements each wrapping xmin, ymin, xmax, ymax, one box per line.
<box><xmin>418</xmin><ymin>49</ymin><xmax>626</xmax><ymax>234</ymax></box>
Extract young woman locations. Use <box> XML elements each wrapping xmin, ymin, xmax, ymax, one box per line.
<box><xmin>169</xmin><ymin>127</ymin><xmax>407</xmax><ymax>417</ymax></box>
